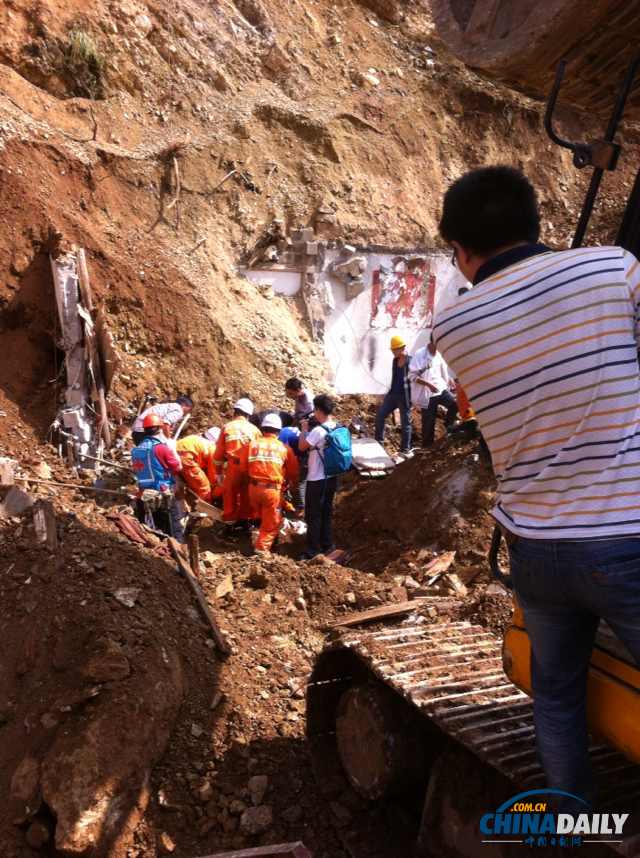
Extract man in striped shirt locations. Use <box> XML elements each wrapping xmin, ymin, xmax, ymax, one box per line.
<box><xmin>435</xmin><ymin>165</ymin><xmax>640</xmax><ymax>808</ymax></box>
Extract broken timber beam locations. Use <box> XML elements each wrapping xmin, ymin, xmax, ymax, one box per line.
<box><xmin>326</xmin><ymin>598</ymin><xmax>434</xmax><ymax>631</ymax></box>
<box><xmin>169</xmin><ymin>537</ymin><xmax>231</xmax><ymax>657</ymax></box>
<box><xmin>188</xmin><ymin>532</ymin><xmax>201</xmax><ymax>578</ymax></box>
<box><xmin>197</xmin><ymin>843</ymin><xmax>312</xmax><ymax>858</ymax></box>
<box><xmin>194</xmin><ymin>496</ymin><xmax>223</xmax><ymax>522</ymax></box>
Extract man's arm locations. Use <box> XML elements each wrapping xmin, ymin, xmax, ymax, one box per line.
<box><xmin>180</xmin><ymin>452</ymin><xmax>212</xmax><ymax>501</ymax></box>
<box><xmin>155</xmin><ymin>444</ymin><xmax>182</xmax><ymax>475</ymax></box>
<box><xmin>298</xmin><ymin>419</ymin><xmax>313</xmax><ymax>452</ymax></box>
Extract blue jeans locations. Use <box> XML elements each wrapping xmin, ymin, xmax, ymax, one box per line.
<box><xmin>375</xmin><ymin>392</ymin><xmax>411</xmax><ymax>453</ymax></box>
<box><xmin>508</xmin><ymin>536</ymin><xmax>640</xmax><ymax>806</ymax></box>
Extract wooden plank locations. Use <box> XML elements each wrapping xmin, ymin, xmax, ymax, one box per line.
<box><xmin>445</xmin><ymin>572</ymin><xmax>468</xmax><ymax>598</ymax></box>
<box><xmin>197</xmin><ymin>843</ymin><xmax>312</xmax><ymax>858</ymax></box>
<box><xmin>188</xmin><ymin>533</ymin><xmax>201</xmax><ymax>578</ymax></box>
<box><xmin>76</xmin><ymin>248</ymin><xmax>94</xmax><ymax>311</ymax></box>
<box><xmin>326</xmin><ymin>598</ymin><xmax>432</xmax><ymax>631</ymax></box>
<box><xmin>169</xmin><ymin>538</ymin><xmax>231</xmax><ymax>657</ymax></box>
<box><xmin>95</xmin><ymin>307</ymin><xmax>120</xmax><ymax>394</ymax></box>
<box><xmin>33</xmin><ymin>499</ymin><xmax>58</xmax><ymax>551</ymax></box>
<box><xmin>424</xmin><ymin>550</ymin><xmax>456</xmax><ymax>585</ymax></box>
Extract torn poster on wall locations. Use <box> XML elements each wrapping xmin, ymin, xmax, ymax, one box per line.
<box><xmin>242</xmin><ymin>246</ymin><xmax>467</xmax><ymax>395</ymax></box>
<box><xmin>323</xmin><ymin>251</ymin><xmax>463</xmax><ymax>394</ymax></box>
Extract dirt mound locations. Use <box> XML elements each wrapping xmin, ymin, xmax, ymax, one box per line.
<box><xmin>336</xmin><ymin>437</ymin><xmax>496</xmax><ymax>574</ymax></box>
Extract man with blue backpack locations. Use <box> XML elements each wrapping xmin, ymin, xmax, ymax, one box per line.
<box><xmin>131</xmin><ymin>412</ymin><xmax>185</xmax><ymax>542</ymax></box>
<box><xmin>298</xmin><ymin>394</ymin><xmax>352</xmax><ymax>560</ymax></box>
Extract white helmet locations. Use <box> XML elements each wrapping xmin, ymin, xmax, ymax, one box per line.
<box><xmin>204</xmin><ymin>426</ymin><xmax>221</xmax><ymax>443</ymax></box>
<box><xmin>261</xmin><ymin>412</ymin><xmax>282</xmax><ymax>431</ymax></box>
<box><xmin>234</xmin><ymin>397</ymin><xmax>254</xmax><ymax>416</ymax></box>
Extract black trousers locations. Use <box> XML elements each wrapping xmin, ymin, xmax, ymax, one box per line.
<box><xmin>421</xmin><ymin>390</ymin><xmax>458</xmax><ymax>446</ymax></box>
<box><xmin>305</xmin><ymin>477</ymin><xmax>337</xmax><ymax>554</ymax></box>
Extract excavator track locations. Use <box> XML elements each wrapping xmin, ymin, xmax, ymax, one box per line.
<box><xmin>307</xmin><ymin>619</ymin><xmax>640</xmax><ymax>858</ymax></box>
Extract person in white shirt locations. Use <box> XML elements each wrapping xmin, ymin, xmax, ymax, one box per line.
<box><xmin>298</xmin><ymin>393</ymin><xmax>338</xmax><ymax>560</ymax></box>
<box><xmin>132</xmin><ymin>395</ymin><xmax>193</xmax><ymax>445</ymax></box>
<box><xmin>409</xmin><ymin>335</ymin><xmax>457</xmax><ymax>447</ymax></box>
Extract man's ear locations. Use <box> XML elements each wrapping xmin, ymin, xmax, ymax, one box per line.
<box><xmin>452</xmin><ymin>240</ymin><xmax>472</xmax><ymax>267</ymax></box>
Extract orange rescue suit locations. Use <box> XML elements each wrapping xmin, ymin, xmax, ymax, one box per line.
<box><xmin>239</xmin><ymin>435</ymin><xmax>299</xmax><ymax>552</ymax></box>
<box><xmin>214</xmin><ymin>416</ymin><xmax>261</xmax><ymax>522</ymax></box>
<box><xmin>176</xmin><ymin>435</ymin><xmax>217</xmax><ymax>502</ymax></box>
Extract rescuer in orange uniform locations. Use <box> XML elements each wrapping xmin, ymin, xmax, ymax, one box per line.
<box><xmin>214</xmin><ymin>398</ymin><xmax>261</xmax><ymax>527</ymax></box>
<box><xmin>238</xmin><ymin>412</ymin><xmax>299</xmax><ymax>554</ymax></box>
<box><xmin>176</xmin><ymin>429</ymin><xmax>219</xmax><ymax>502</ymax></box>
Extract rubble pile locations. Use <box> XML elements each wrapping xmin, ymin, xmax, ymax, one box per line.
<box><xmin>0</xmin><ymin>428</ymin><xmax>510</xmax><ymax>857</ymax></box>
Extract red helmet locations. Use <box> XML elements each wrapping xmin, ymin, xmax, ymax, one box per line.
<box><xmin>143</xmin><ymin>413</ymin><xmax>162</xmax><ymax>429</ymax></box>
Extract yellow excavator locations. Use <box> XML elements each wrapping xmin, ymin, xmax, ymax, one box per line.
<box><xmin>307</xmin><ymin>4</ymin><xmax>640</xmax><ymax>855</ymax></box>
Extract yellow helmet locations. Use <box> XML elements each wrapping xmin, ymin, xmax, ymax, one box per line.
<box><xmin>390</xmin><ymin>334</ymin><xmax>406</xmax><ymax>351</ymax></box>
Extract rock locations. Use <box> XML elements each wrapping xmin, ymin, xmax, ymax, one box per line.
<box><xmin>112</xmin><ymin>587</ymin><xmax>141</xmax><ymax>608</ymax></box>
<box><xmin>282</xmin><ymin>803</ymin><xmax>302</xmax><ymax>824</ymax></box>
<box><xmin>212</xmin><ymin>71</ymin><xmax>229</xmax><ymax>92</ymax></box>
<box><xmin>134</xmin><ymin>13</ymin><xmax>153</xmax><ymax>36</ymax></box>
<box><xmin>201</xmin><ymin>551</ymin><xmax>217</xmax><ymax>568</ymax></box>
<box><xmin>215</xmin><ymin>574</ymin><xmax>234</xmax><ymax>599</ymax></box>
<box><xmin>34</xmin><ymin>462</ymin><xmax>52</xmax><ymax>480</ymax></box>
<box><xmin>191</xmin><ymin>723</ymin><xmax>204</xmax><ymax>738</ymax></box>
<box><xmin>390</xmin><ymin>586</ymin><xmax>408</xmax><ymax>602</ymax></box>
<box><xmin>0</xmin><ymin>487</ymin><xmax>34</xmax><ymax>518</ymax></box>
<box><xmin>196</xmin><ymin>781</ymin><xmax>213</xmax><ymax>803</ymax></box>
<box><xmin>83</xmin><ymin>642</ymin><xmax>131</xmax><ymax>683</ymax></box>
<box><xmin>240</xmin><ymin>804</ymin><xmax>272</xmax><ymax>835</ymax></box>
<box><xmin>344</xmin><ymin>591</ymin><xmax>357</xmax><ymax>605</ymax></box>
<box><xmin>10</xmin><ymin>251</ymin><xmax>30</xmax><ymax>276</ymax></box>
<box><xmin>40</xmin><ymin>647</ymin><xmax>184</xmax><ymax>855</ymax></box>
<box><xmin>25</xmin><ymin>820</ymin><xmax>50</xmax><ymax>849</ymax></box>
<box><xmin>40</xmin><ymin>712</ymin><xmax>60</xmax><ymax>730</ymax></box>
<box><xmin>228</xmin><ymin>798</ymin><xmax>247</xmax><ymax>815</ymax></box>
<box><xmin>10</xmin><ymin>756</ymin><xmax>40</xmax><ymax>803</ymax></box>
<box><xmin>247</xmin><ymin>569</ymin><xmax>268</xmax><ymax>589</ymax></box>
<box><xmin>159</xmin><ymin>831</ymin><xmax>176</xmax><ymax>852</ymax></box>
<box><xmin>248</xmin><ymin>775</ymin><xmax>268</xmax><ymax>806</ymax></box>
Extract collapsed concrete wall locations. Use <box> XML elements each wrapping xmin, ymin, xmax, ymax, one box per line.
<box><xmin>244</xmin><ymin>246</ymin><xmax>465</xmax><ymax>394</ymax></box>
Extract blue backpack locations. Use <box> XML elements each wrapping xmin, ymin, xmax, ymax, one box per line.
<box><xmin>319</xmin><ymin>424</ymin><xmax>352</xmax><ymax>477</ymax></box>
<box><xmin>131</xmin><ymin>437</ymin><xmax>175</xmax><ymax>491</ymax></box>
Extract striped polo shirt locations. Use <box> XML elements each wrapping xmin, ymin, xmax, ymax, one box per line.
<box><xmin>434</xmin><ymin>244</ymin><xmax>640</xmax><ymax>539</ymax></box>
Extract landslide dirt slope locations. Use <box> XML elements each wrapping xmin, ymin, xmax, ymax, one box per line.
<box><xmin>0</xmin><ymin>0</ymin><xmax>637</xmax><ymax>443</ymax></box>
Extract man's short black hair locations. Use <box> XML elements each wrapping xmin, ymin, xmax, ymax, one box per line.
<box><xmin>144</xmin><ymin>426</ymin><xmax>161</xmax><ymax>437</ymax></box>
<box><xmin>285</xmin><ymin>377</ymin><xmax>303</xmax><ymax>391</ymax></box>
<box><xmin>313</xmin><ymin>393</ymin><xmax>335</xmax><ymax>415</ymax></box>
<box><xmin>176</xmin><ymin>394</ymin><xmax>194</xmax><ymax>408</ymax></box>
<box><xmin>439</xmin><ymin>166</ymin><xmax>540</xmax><ymax>256</ymax></box>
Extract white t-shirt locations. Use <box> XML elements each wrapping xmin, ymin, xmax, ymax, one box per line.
<box><xmin>409</xmin><ymin>348</ymin><xmax>450</xmax><ymax>408</ymax></box>
<box><xmin>133</xmin><ymin>402</ymin><xmax>184</xmax><ymax>433</ymax></box>
<box><xmin>306</xmin><ymin>420</ymin><xmax>336</xmax><ymax>481</ymax></box>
